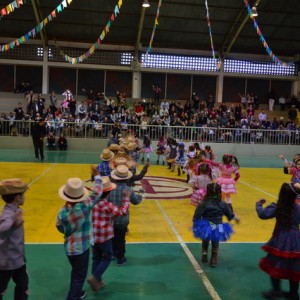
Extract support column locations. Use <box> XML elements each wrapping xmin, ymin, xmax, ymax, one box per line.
<box><xmin>216</xmin><ymin>72</ymin><xmax>224</xmax><ymax>103</ymax></box>
<box><xmin>42</xmin><ymin>46</ymin><xmax>48</xmax><ymax>94</ymax></box>
<box><xmin>291</xmin><ymin>73</ymin><xmax>300</xmax><ymax>98</ymax></box>
<box><xmin>132</xmin><ymin>71</ymin><xmax>141</xmax><ymax>99</ymax></box>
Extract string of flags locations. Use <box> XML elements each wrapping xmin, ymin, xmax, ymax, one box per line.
<box><xmin>243</xmin><ymin>0</ymin><xmax>292</xmax><ymax>66</ymax></box>
<box><xmin>205</xmin><ymin>0</ymin><xmax>221</xmax><ymax>70</ymax></box>
<box><xmin>0</xmin><ymin>0</ymin><xmax>28</xmax><ymax>20</ymax></box>
<box><xmin>0</xmin><ymin>0</ymin><xmax>73</xmax><ymax>53</ymax></box>
<box><xmin>143</xmin><ymin>0</ymin><xmax>163</xmax><ymax>66</ymax></box>
<box><xmin>57</xmin><ymin>0</ymin><xmax>122</xmax><ymax>64</ymax></box>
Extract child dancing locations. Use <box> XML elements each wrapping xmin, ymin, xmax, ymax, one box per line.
<box><xmin>141</xmin><ymin>134</ymin><xmax>153</xmax><ymax>163</ymax></box>
<box><xmin>188</xmin><ymin>163</ymin><xmax>212</xmax><ymax>206</ymax></box>
<box><xmin>216</xmin><ymin>154</ymin><xmax>240</xmax><ymax>212</ymax></box>
<box><xmin>156</xmin><ymin>135</ymin><xmax>167</xmax><ymax>165</ymax></box>
<box><xmin>192</xmin><ymin>183</ymin><xmax>240</xmax><ymax>267</ymax></box>
<box><xmin>175</xmin><ymin>142</ymin><xmax>186</xmax><ymax>176</ymax></box>
<box><xmin>256</xmin><ymin>182</ymin><xmax>300</xmax><ymax>300</ymax></box>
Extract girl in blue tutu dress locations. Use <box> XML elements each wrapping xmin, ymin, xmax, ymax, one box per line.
<box><xmin>256</xmin><ymin>182</ymin><xmax>300</xmax><ymax>300</ymax></box>
<box><xmin>193</xmin><ymin>183</ymin><xmax>240</xmax><ymax>267</ymax></box>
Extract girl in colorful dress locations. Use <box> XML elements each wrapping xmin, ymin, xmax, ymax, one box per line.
<box><xmin>176</xmin><ymin>142</ymin><xmax>186</xmax><ymax>176</ymax></box>
<box><xmin>184</xmin><ymin>145</ymin><xmax>196</xmax><ymax>183</ymax></box>
<box><xmin>188</xmin><ymin>163</ymin><xmax>213</xmax><ymax>206</ymax></box>
<box><xmin>216</xmin><ymin>154</ymin><xmax>240</xmax><ymax>212</ymax></box>
<box><xmin>193</xmin><ymin>183</ymin><xmax>240</xmax><ymax>267</ymax></box>
<box><xmin>166</xmin><ymin>138</ymin><xmax>178</xmax><ymax>172</ymax></box>
<box><xmin>156</xmin><ymin>135</ymin><xmax>167</xmax><ymax>165</ymax></box>
<box><xmin>140</xmin><ymin>134</ymin><xmax>153</xmax><ymax>163</ymax></box>
<box><xmin>256</xmin><ymin>182</ymin><xmax>300</xmax><ymax>300</ymax></box>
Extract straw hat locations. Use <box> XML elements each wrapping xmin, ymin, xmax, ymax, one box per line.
<box><xmin>100</xmin><ymin>149</ymin><xmax>114</xmax><ymax>161</ymax></box>
<box><xmin>0</xmin><ymin>178</ymin><xmax>28</xmax><ymax>195</ymax></box>
<box><xmin>125</xmin><ymin>136</ymin><xmax>136</xmax><ymax>143</ymax></box>
<box><xmin>102</xmin><ymin>176</ymin><xmax>116</xmax><ymax>192</ymax></box>
<box><xmin>109</xmin><ymin>157</ymin><xmax>127</xmax><ymax>170</ymax></box>
<box><xmin>111</xmin><ymin>165</ymin><xmax>133</xmax><ymax>180</ymax></box>
<box><xmin>109</xmin><ymin>144</ymin><xmax>119</xmax><ymax>151</ymax></box>
<box><xmin>125</xmin><ymin>142</ymin><xmax>137</xmax><ymax>151</ymax></box>
<box><xmin>59</xmin><ymin>178</ymin><xmax>89</xmax><ymax>202</ymax></box>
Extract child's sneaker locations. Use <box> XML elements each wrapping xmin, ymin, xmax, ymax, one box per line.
<box><xmin>79</xmin><ymin>290</ymin><xmax>87</xmax><ymax>299</ymax></box>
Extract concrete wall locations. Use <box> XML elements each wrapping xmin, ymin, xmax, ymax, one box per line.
<box><xmin>0</xmin><ymin>136</ymin><xmax>298</xmax><ymax>158</ymax></box>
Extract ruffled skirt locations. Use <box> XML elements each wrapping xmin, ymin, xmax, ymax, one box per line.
<box><xmin>216</xmin><ymin>177</ymin><xmax>237</xmax><ymax>194</ymax></box>
<box><xmin>193</xmin><ymin>219</ymin><xmax>234</xmax><ymax>242</ymax></box>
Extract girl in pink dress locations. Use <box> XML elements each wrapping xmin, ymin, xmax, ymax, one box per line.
<box><xmin>216</xmin><ymin>154</ymin><xmax>240</xmax><ymax>212</ymax></box>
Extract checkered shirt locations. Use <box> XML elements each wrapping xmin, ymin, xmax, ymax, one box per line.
<box><xmin>97</xmin><ymin>161</ymin><xmax>112</xmax><ymax>176</ymax></box>
<box><xmin>92</xmin><ymin>196</ymin><xmax>130</xmax><ymax>243</ymax></box>
<box><xmin>56</xmin><ymin>176</ymin><xmax>103</xmax><ymax>256</ymax></box>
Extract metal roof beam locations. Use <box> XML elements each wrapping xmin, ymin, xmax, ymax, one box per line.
<box><xmin>31</xmin><ymin>0</ymin><xmax>48</xmax><ymax>48</ymax></box>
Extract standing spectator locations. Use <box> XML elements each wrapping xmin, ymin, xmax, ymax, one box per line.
<box><xmin>56</xmin><ymin>167</ymin><xmax>103</xmax><ymax>300</ymax></box>
<box><xmin>49</xmin><ymin>91</ymin><xmax>58</xmax><ymax>118</ymax></box>
<box><xmin>32</xmin><ymin>97</ymin><xmax>44</xmax><ymax>118</ymax></box>
<box><xmin>152</xmin><ymin>84</ymin><xmax>161</xmax><ymax>105</ymax></box>
<box><xmin>25</xmin><ymin>90</ymin><xmax>34</xmax><ymax>114</ymax></box>
<box><xmin>239</xmin><ymin>93</ymin><xmax>247</xmax><ymax>109</ymax></box>
<box><xmin>256</xmin><ymin>183</ymin><xmax>300</xmax><ymax>300</ymax></box>
<box><xmin>288</xmin><ymin>105</ymin><xmax>298</xmax><ymax>123</ymax></box>
<box><xmin>14</xmin><ymin>103</ymin><xmax>25</xmax><ymax>135</ymax></box>
<box><xmin>31</xmin><ymin>117</ymin><xmax>46</xmax><ymax>161</ymax></box>
<box><xmin>0</xmin><ymin>178</ymin><xmax>29</xmax><ymax>300</ymax></box>
<box><xmin>268</xmin><ymin>89</ymin><xmax>276</xmax><ymax>111</ymax></box>
<box><xmin>109</xmin><ymin>165</ymin><xmax>143</xmax><ymax>265</ymax></box>
<box><xmin>278</xmin><ymin>95</ymin><xmax>286</xmax><ymax>111</ymax></box>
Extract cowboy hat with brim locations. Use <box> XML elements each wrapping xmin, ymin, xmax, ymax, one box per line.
<box><xmin>0</xmin><ymin>178</ymin><xmax>28</xmax><ymax>195</ymax></box>
<box><xmin>59</xmin><ymin>178</ymin><xmax>89</xmax><ymax>202</ymax></box>
<box><xmin>109</xmin><ymin>156</ymin><xmax>136</xmax><ymax>170</ymax></box>
<box><xmin>125</xmin><ymin>142</ymin><xmax>137</xmax><ymax>151</ymax></box>
<box><xmin>111</xmin><ymin>165</ymin><xmax>133</xmax><ymax>180</ymax></box>
<box><xmin>102</xmin><ymin>176</ymin><xmax>117</xmax><ymax>192</ymax></box>
<box><xmin>109</xmin><ymin>144</ymin><xmax>119</xmax><ymax>151</ymax></box>
<box><xmin>100</xmin><ymin>149</ymin><xmax>115</xmax><ymax>161</ymax></box>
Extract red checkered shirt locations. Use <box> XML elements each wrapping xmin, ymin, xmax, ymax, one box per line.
<box><xmin>92</xmin><ymin>196</ymin><xmax>130</xmax><ymax>243</ymax></box>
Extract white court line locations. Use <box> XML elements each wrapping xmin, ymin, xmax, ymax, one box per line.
<box><xmin>154</xmin><ymin>199</ymin><xmax>221</xmax><ymax>300</ymax></box>
<box><xmin>28</xmin><ymin>164</ymin><xmax>57</xmax><ymax>187</ymax></box>
<box><xmin>239</xmin><ymin>180</ymin><xmax>277</xmax><ymax>199</ymax></box>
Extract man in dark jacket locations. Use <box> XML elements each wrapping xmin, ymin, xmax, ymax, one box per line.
<box><xmin>31</xmin><ymin>118</ymin><xmax>46</xmax><ymax>161</ymax></box>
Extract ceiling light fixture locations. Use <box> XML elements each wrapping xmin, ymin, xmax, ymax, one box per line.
<box><xmin>142</xmin><ymin>0</ymin><xmax>150</xmax><ymax>8</ymax></box>
<box><xmin>251</xmin><ymin>6</ymin><xmax>258</xmax><ymax>17</ymax></box>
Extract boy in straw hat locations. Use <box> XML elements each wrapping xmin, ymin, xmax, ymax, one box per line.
<box><xmin>87</xmin><ymin>177</ymin><xmax>130</xmax><ymax>292</ymax></box>
<box><xmin>108</xmin><ymin>165</ymin><xmax>143</xmax><ymax>266</ymax></box>
<box><xmin>56</xmin><ymin>166</ymin><xmax>103</xmax><ymax>300</ymax></box>
<box><xmin>0</xmin><ymin>178</ymin><xmax>29</xmax><ymax>300</ymax></box>
<box><xmin>97</xmin><ymin>149</ymin><xmax>114</xmax><ymax>176</ymax></box>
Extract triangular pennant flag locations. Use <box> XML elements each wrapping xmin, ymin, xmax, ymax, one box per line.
<box><xmin>57</xmin><ymin>4</ymin><xmax>62</xmax><ymax>13</ymax></box>
<box><xmin>39</xmin><ymin>21</ymin><xmax>44</xmax><ymax>30</ymax></box>
<box><xmin>97</xmin><ymin>38</ymin><xmax>101</xmax><ymax>45</ymax></box>
<box><xmin>19</xmin><ymin>37</ymin><xmax>22</xmax><ymax>44</ymax></box>
<box><xmin>5</xmin><ymin>44</ymin><xmax>9</xmax><ymax>51</ymax></box>
<box><xmin>48</xmin><ymin>14</ymin><xmax>52</xmax><ymax>22</ymax></box>
<box><xmin>67</xmin><ymin>0</ymin><xmax>72</xmax><ymax>4</ymax></box>
<box><xmin>10</xmin><ymin>42</ymin><xmax>14</xmax><ymax>49</ymax></box>
<box><xmin>118</xmin><ymin>0</ymin><xmax>122</xmax><ymax>7</ymax></box>
<box><xmin>51</xmin><ymin>10</ymin><xmax>56</xmax><ymax>18</ymax></box>
<box><xmin>6</xmin><ymin>5</ymin><xmax>12</xmax><ymax>14</ymax></box>
<box><xmin>28</xmin><ymin>31</ymin><xmax>32</xmax><ymax>37</ymax></box>
<box><xmin>43</xmin><ymin>18</ymin><xmax>48</xmax><ymax>25</ymax></box>
<box><xmin>16</xmin><ymin>39</ymin><xmax>19</xmax><ymax>46</ymax></box>
<box><xmin>105</xmin><ymin>25</ymin><xmax>109</xmax><ymax>33</ymax></box>
<box><xmin>17</xmin><ymin>0</ymin><xmax>24</xmax><ymax>5</ymax></box>
<box><xmin>155</xmin><ymin>19</ymin><xmax>158</xmax><ymax>26</ymax></box>
<box><xmin>107</xmin><ymin>20</ymin><xmax>111</xmax><ymax>28</ymax></box>
<box><xmin>1</xmin><ymin>8</ymin><xmax>7</xmax><ymax>16</ymax></box>
<box><xmin>12</xmin><ymin>1</ymin><xmax>18</xmax><ymax>9</ymax></box>
<box><xmin>31</xmin><ymin>28</ymin><xmax>36</xmax><ymax>38</ymax></box>
<box><xmin>110</xmin><ymin>13</ymin><xmax>115</xmax><ymax>21</ymax></box>
<box><xmin>21</xmin><ymin>36</ymin><xmax>25</xmax><ymax>42</ymax></box>
<box><xmin>114</xmin><ymin>5</ymin><xmax>119</xmax><ymax>15</ymax></box>
<box><xmin>62</xmin><ymin>0</ymin><xmax>67</xmax><ymax>8</ymax></box>
<box><xmin>36</xmin><ymin>25</ymin><xmax>40</xmax><ymax>33</ymax></box>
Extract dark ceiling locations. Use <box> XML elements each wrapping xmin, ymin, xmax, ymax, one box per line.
<box><xmin>0</xmin><ymin>0</ymin><xmax>300</xmax><ymax>60</ymax></box>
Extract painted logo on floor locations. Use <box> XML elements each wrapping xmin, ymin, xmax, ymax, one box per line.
<box><xmin>134</xmin><ymin>176</ymin><xmax>192</xmax><ymax>200</ymax></box>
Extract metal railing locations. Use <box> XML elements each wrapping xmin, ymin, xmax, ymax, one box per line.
<box><xmin>0</xmin><ymin>119</ymin><xmax>299</xmax><ymax>145</ymax></box>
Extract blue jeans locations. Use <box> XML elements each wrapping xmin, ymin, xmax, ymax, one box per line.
<box><xmin>92</xmin><ymin>240</ymin><xmax>113</xmax><ymax>281</ymax></box>
<box><xmin>66</xmin><ymin>249</ymin><xmax>89</xmax><ymax>300</ymax></box>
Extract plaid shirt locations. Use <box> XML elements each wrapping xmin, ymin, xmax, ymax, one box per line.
<box><xmin>97</xmin><ymin>161</ymin><xmax>112</xmax><ymax>176</ymax></box>
<box><xmin>92</xmin><ymin>196</ymin><xmax>130</xmax><ymax>244</ymax></box>
<box><xmin>108</xmin><ymin>181</ymin><xmax>143</xmax><ymax>227</ymax></box>
<box><xmin>56</xmin><ymin>176</ymin><xmax>103</xmax><ymax>256</ymax></box>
